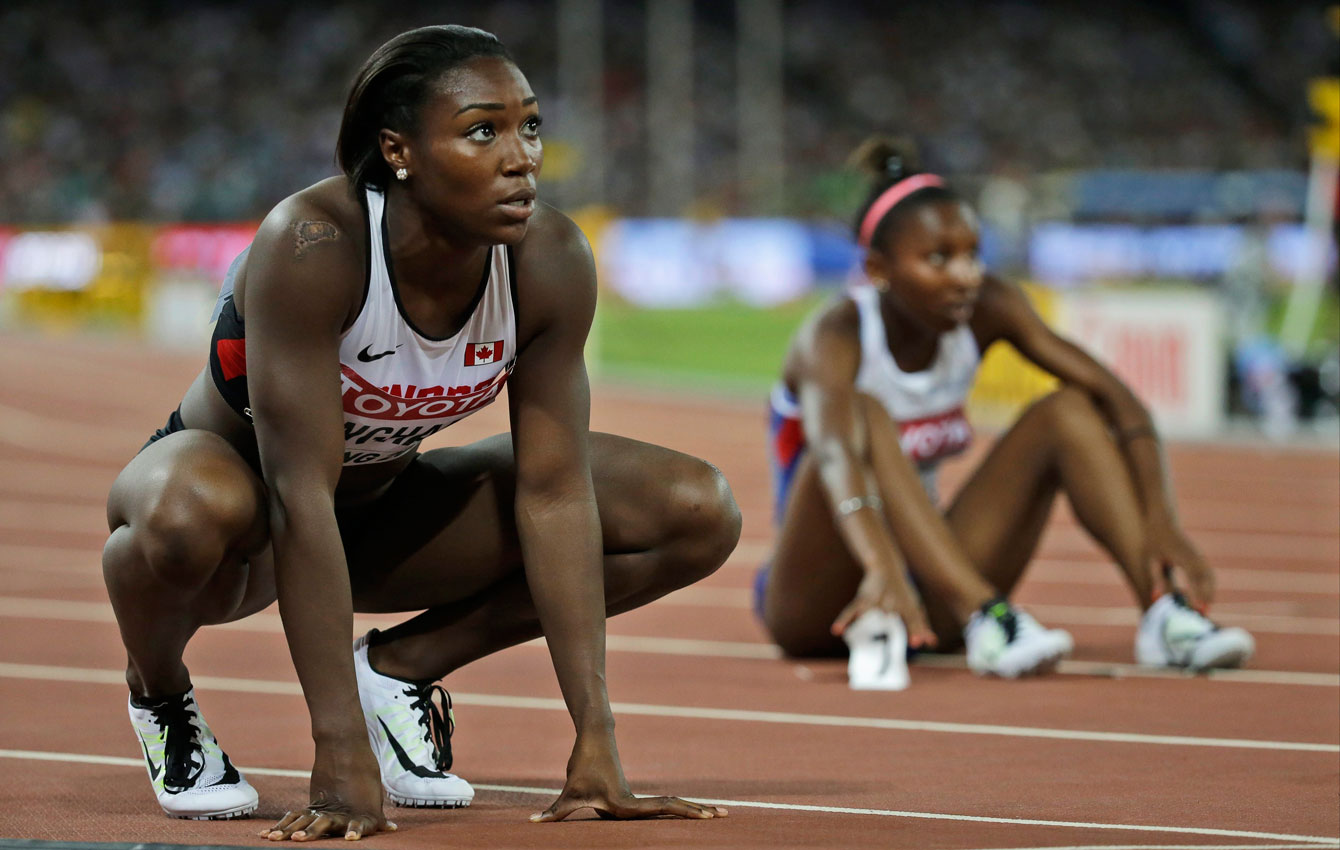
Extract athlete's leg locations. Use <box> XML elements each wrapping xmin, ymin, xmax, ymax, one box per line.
<box><xmin>346</xmin><ymin>433</ymin><xmax>741</xmax><ymax>681</ymax></box>
<box><xmin>937</xmin><ymin>386</ymin><xmax>1152</xmax><ymax>646</ymax></box>
<box><xmin>757</xmin><ymin>455</ymin><xmax>860</xmax><ymax>658</ymax></box>
<box><xmin>759</xmin><ymin>392</ymin><xmax>999</xmax><ymax>658</ymax></box>
<box><xmin>103</xmin><ymin>431</ymin><xmax>274</xmax><ymax>698</ymax></box>
<box><xmin>860</xmin><ymin>395</ymin><xmax>1000</xmax><ymax>636</ymax></box>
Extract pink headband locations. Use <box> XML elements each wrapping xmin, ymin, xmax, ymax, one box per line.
<box><xmin>857</xmin><ymin>173</ymin><xmax>945</xmax><ymax>248</ymax></box>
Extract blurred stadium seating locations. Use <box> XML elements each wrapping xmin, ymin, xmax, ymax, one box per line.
<box><xmin>1</xmin><ymin>0</ymin><xmax>1336</xmax><ymax>434</ymax></box>
<box><xmin>0</xmin><ymin>0</ymin><xmax>1330</xmax><ymax>223</ymax></box>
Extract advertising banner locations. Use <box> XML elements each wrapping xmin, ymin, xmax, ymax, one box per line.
<box><xmin>1059</xmin><ymin>289</ymin><xmax>1225</xmax><ymax>436</ymax></box>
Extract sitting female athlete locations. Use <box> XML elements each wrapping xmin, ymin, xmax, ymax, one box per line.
<box><xmin>102</xmin><ymin>25</ymin><xmax>739</xmax><ymax>840</ymax></box>
<box><xmin>756</xmin><ymin>138</ymin><xmax>1253</xmax><ymax>688</ymax></box>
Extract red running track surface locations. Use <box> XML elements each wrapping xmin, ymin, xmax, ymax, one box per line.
<box><xmin>0</xmin><ymin>331</ymin><xmax>1336</xmax><ymax>850</ymax></box>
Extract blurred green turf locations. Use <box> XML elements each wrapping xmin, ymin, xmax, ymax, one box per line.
<box><xmin>588</xmin><ymin>287</ymin><xmax>1340</xmax><ymax>393</ymax></box>
<box><xmin>591</xmin><ymin>292</ymin><xmax>829</xmax><ymax>391</ymax></box>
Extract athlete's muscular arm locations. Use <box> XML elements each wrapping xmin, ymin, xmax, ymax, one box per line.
<box><xmin>792</xmin><ymin>303</ymin><xmax>934</xmax><ymax>645</ymax></box>
<box><xmin>799</xmin><ymin>302</ymin><xmax>1002</xmax><ymax>627</ymax></box>
<box><xmin>241</xmin><ymin>197</ymin><xmax>389</xmax><ymax>840</ymax></box>
<box><xmin>507</xmin><ymin>206</ymin><xmax>720</xmax><ymax>823</ymax></box>
<box><xmin>978</xmin><ymin>275</ymin><xmax>1213</xmax><ymax>607</ymax></box>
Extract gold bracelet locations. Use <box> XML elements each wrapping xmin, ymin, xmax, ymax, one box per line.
<box><xmin>836</xmin><ymin>495</ymin><xmax>884</xmax><ymax>516</ymax></box>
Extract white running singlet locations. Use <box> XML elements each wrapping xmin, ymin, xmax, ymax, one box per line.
<box><xmin>849</xmin><ymin>284</ymin><xmax>979</xmax><ymax>499</ymax></box>
<box><xmin>337</xmin><ymin>188</ymin><xmax>517</xmax><ymax>466</ymax></box>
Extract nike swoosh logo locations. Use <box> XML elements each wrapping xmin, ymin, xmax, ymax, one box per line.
<box><xmin>204</xmin><ymin>750</ymin><xmax>242</xmax><ymax>788</ymax></box>
<box><xmin>139</xmin><ymin>736</ymin><xmax>161</xmax><ymax>782</ymax></box>
<box><xmin>358</xmin><ymin>344</ymin><xmax>400</xmax><ymax>363</ymax></box>
<box><xmin>378</xmin><ymin>717</ymin><xmax>449</xmax><ymax>779</ymax></box>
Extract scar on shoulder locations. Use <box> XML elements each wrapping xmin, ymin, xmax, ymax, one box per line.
<box><xmin>293</xmin><ymin>220</ymin><xmax>339</xmax><ymax>259</ymax></box>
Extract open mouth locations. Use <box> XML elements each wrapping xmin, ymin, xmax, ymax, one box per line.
<box><xmin>497</xmin><ymin>194</ymin><xmax>536</xmax><ymax>222</ymax></box>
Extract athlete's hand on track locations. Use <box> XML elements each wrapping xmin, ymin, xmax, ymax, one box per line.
<box><xmin>1145</xmin><ymin>515</ymin><xmax>1214</xmax><ymax>610</ymax></box>
<box><xmin>530</xmin><ymin>729</ymin><xmax>727</xmax><ymax>822</ymax></box>
<box><xmin>831</xmin><ymin>568</ymin><xmax>937</xmax><ymax>649</ymax></box>
<box><xmin>262</xmin><ymin>742</ymin><xmax>394</xmax><ymax>841</ymax></box>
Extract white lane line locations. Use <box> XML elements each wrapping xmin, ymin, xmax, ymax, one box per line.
<box><xmin>722</xmin><ymin>541</ymin><xmax>1340</xmax><ymax>586</ymax></box>
<box><xmin>1</xmin><ymin>662</ymin><xmax>1335</xmax><ymax>754</ymax></box>
<box><xmin>7</xmin><ymin>590</ymin><xmax>1340</xmax><ymax>645</ymax></box>
<box><xmin>1043</xmin><ymin>531</ymin><xmax>1338</xmax><ymax>564</ymax></box>
<box><xmin>5</xmin><ymin>533</ymin><xmax>1337</xmax><ymax>596</ymax></box>
<box><xmin>1025</xmin><ymin>562</ymin><xmax>1340</xmax><ymax>596</ymax></box>
<box><xmin>1021</xmin><ymin>604</ymin><xmax>1340</xmax><ymax>637</ymax></box>
<box><xmin>0</xmin><ymin>596</ymin><xmax>785</xmax><ymax>658</ymax></box>
<box><xmin>656</xmin><ymin>587</ymin><xmax>1340</xmax><ymax>637</ymax></box>
<box><xmin>0</xmin><ymin>749</ymin><xmax>1334</xmax><ymax>846</ymax></box>
<box><xmin>908</xmin><ymin>654</ymin><xmax>1340</xmax><ymax>687</ymax></box>
<box><xmin>2</xmin><ymin>596</ymin><xmax>1336</xmax><ymax>686</ymax></box>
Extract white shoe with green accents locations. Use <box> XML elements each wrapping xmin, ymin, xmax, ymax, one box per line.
<box><xmin>965</xmin><ymin>598</ymin><xmax>1074</xmax><ymax>678</ymax></box>
<box><xmin>354</xmin><ymin>630</ymin><xmax>475</xmax><ymax>808</ymax></box>
<box><xmin>128</xmin><ymin>688</ymin><xmax>258</xmax><ymax>820</ymax></box>
<box><xmin>1136</xmin><ymin>592</ymin><xmax>1254</xmax><ymax>670</ymax></box>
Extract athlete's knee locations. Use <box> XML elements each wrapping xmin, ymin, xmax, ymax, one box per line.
<box><xmin>666</xmin><ymin>459</ymin><xmax>742</xmax><ymax>581</ymax></box>
<box><xmin>1033</xmin><ymin>386</ymin><xmax>1104</xmax><ymax>433</ymax></box>
<box><xmin>134</xmin><ymin>473</ymin><xmax>265</xmax><ymax>590</ymax></box>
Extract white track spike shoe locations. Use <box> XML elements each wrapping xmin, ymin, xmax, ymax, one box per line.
<box><xmin>354</xmin><ymin>631</ymin><xmax>475</xmax><ymax>808</ymax></box>
<box><xmin>965</xmin><ymin>599</ymin><xmax>1074</xmax><ymax>678</ymax></box>
<box><xmin>844</xmin><ymin>608</ymin><xmax>911</xmax><ymax>691</ymax></box>
<box><xmin>1136</xmin><ymin>592</ymin><xmax>1254</xmax><ymax>670</ymax></box>
<box><xmin>128</xmin><ymin>688</ymin><xmax>258</xmax><ymax>820</ymax></box>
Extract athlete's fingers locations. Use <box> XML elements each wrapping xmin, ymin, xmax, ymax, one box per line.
<box><xmin>293</xmin><ymin>814</ymin><xmax>340</xmax><ymax>842</ymax></box>
<box><xmin>1148</xmin><ymin>559</ymin><xmax>1169</xmax><ymax>600</ymax></box>
<box><xmin>618</xmin><ymin>795</ymin><xmax>726</xmax><ymax>819</ymax></box>
<box><xmin>1182</xmin><ymin>555</ymin><xmax>1215</xmax><ymax>610</ymax></box>
<box><xmin>269</xmin><ymin>812</ymin><xmax>318</xmax><ymax>840</ymax></box>
<box><xmin>530</xmin><ymin>797</ymin><xmax>583</xmax><ymax>823</ymax></box>
<box><xmin>271</xmin><ymin>812</ymin><xmax>317</xmax><ymax>840</ymax></box>
<box><xmin>262</xmin><ymin>811</ymin><xmax>303</xmax><ymax>838</ymax></box>
<box><xmin>902</xmin><ymin>606</ymin><xmax>936</xmax><ymax>649</ymax></box>
<box><xmin>344</xmin><ymin>815</ymin><xmax>381</xmax><ymax>841</ymax></box>
<box><xmin>652</xmin><ymin>797</ymin><xmax>727</xmax><ymax>818</ymax></box>
<box><xmin>831</xmin><ymin>598</ymin><xmax>869</xmax><ymax>636</ymax></box>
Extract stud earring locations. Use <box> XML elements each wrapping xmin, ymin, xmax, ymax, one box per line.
<box><xmin>396</xmin><ymin>167</ymin><xmax>408</xmax><ymax>181</ymax></box>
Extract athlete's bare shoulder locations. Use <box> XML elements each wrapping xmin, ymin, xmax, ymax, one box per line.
<box><xmin>510</xmin><ymin>202</ymin><xmax>596</xmax><ymax>338</ymax></box>
<box><xmin>800</xmin><ymin>292</ymin><xmax>860</xmax><ymax>352</ymax></box>
<box><xmin>968</xmin><ymin>273</ymin><xmax>1025</xmax><ymax>346</ymax></box>
<box><xmin>258</xmin><ymin>177</ymin><xmax>366</xmax><ymax>260</ymax></box>
<box><xmin>513</xmin><ymin>201</ymin><xmax>591</xmax><ymax>271</ymax></box>
<box><xmin>235</xmin><ymin>177</ymin><xmax>368</xmax><ymax>319</ymax></box>
<box><xmin>783</xmin><ymin>292</ymin><xmax>860</xmax><ymax>387</ymax></box>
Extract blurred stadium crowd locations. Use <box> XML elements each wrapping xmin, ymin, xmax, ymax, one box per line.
<box><xmin>1</xmin><ymin>0</ymin><xmax>1332</xmax><ymax>225</ymax></box>
<box><xmin>3</xmin><ymin>0</ymin><xmax>1336</xmax><ymax>433</ymax></box>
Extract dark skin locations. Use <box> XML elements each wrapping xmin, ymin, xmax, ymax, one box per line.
<box><xmin>102</xmin><ymin>55</ymin><xmax>734</xmax><ymax>841</ymax></box>
<box><xmin>761</xmin><ymin>198</ymin><xmax>1213</xmax><ymax>657</ymax></box>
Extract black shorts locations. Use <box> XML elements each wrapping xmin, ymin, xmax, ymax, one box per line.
<box><xmin>134</xmin><ymin>407</ymin><xmax>440</xmax><ymax>560</ymax></box>
<box><xmin>139</xmin><ymin>408</ymin><xmax>187</xmax><ymax>453</ymax></box>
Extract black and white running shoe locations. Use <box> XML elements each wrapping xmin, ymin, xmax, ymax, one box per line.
<box><xmin>127</xmin><ymin>688</ymin><xmax>258</xmax><ymax>820</ymax></box>
<box><xmin>354</xmin><ymin>631</ymin><xmax>475</xmax><ymax>808</ymax></box>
